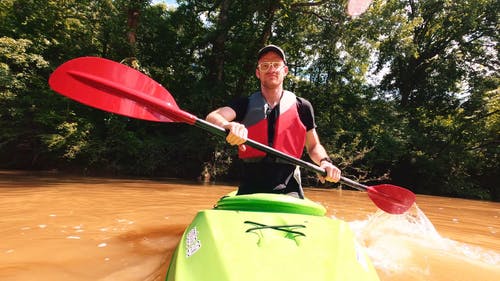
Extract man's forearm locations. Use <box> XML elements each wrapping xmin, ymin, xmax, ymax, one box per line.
<box><xmin>206</xmin><ymin>111</ymin><xmax>230</xmax><ymax>127</ymax></box>
<box><xmin>308</xmin><ymin>144</ymin><xmax>330</xmax><ymax>165</ymax></box>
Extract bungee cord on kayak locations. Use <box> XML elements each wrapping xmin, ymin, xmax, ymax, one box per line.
<box><xmin>244</xmin><ymin>221</ymin><xmax>307</xmax><ymax>237</ymax></box>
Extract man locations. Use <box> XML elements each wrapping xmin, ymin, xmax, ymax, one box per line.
<box><xmin>206</xmin><ymin>45</ymin><xmax>341</xmax><ymax>198</ymax></box>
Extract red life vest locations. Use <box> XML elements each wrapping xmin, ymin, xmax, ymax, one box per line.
<box><xmin>238</xmin><ymin>91</ymin><xmax>306</xmax><ymax>159</ymax></box>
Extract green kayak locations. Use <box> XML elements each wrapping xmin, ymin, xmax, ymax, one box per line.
<box><xmin>165</xmin><ymin>192</ymin><xmax>380</xmax><ymax>281</ymax></box>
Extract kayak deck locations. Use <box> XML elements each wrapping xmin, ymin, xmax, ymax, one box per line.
<box><xmin>165</xmin><ymin>193</ymin><xmax>380</xmax><ymax>281</ymax></box>
<box><xmin>214</xmin><ymin>192</ymin><xmax>326</xmax><ymax>216</ymax></box>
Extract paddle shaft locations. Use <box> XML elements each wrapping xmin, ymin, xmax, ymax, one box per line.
<box><xmin>194</xmin><ymin>118</ymin><xmax>367</xmax><ymax>192</ymax></box>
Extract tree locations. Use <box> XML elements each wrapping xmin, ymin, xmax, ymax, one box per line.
<box><xmin>366</xmin><ymin>0</ymin><xmax>499</xmax><ymax>198</ymax></box>
<box><xmin>0</xmin><ymin>0</ymin><xmax>497</xmax><ymax>200</ymax></box>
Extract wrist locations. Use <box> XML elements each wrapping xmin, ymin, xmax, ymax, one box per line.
<box><xmin>320</xmin><ymin>156</ymin><xmax>332</xmax><ymax>164</ymax></box>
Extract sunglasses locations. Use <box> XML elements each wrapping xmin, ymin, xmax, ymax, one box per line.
<box><xmin>257</xmin><ymin>62</ymin><xmax>285</xmax><ymax>72</ymax></box>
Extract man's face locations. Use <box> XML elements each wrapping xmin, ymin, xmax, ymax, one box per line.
<box><xmin>256</xmin><ymin>52</ymin><xmax>288</xmax><ymax>89</ymax></box>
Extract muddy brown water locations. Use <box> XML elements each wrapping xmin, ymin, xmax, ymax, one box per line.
<box><xmin>0</xmin><ymin>171</ymin><xmax>498</xmax><ymax>281</ymax></box>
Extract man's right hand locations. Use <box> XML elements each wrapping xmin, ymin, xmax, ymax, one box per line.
<box><xmin>223</xmin><ymin>122</ymin><xmax>248</xmax><ymax>151</ymax></box>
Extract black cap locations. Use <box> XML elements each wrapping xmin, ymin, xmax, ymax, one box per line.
<box><xmin>257</xmin><ymin>45</ymin><xmax>287</xmax><ymax>64</ymax></box>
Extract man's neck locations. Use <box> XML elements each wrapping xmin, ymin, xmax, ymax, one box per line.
<box><xmin>261</xmin><ymin>87</ymin><xmax>283</xmax><ymax>108</ymax></box>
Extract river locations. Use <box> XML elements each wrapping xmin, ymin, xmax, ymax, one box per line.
<box><xmin>0</xmin><ymin>170</ymin><xmax>498</xmax><ymax>281</ymax></box>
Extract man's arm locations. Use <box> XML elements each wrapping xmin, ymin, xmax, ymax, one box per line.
<box><xmin>206</xmin><ymin>106</ymin><xmax>236</xmax><ymax>127</ymax></box>
<box><xmin>206</xmin><ymin>107</ymin><xmax>247</xmax><ymax>148</ymax></box>
<box><xmin>305</xmin><ymin>129</ymin><xmax>341</xmax><ymax>183</ymax></box>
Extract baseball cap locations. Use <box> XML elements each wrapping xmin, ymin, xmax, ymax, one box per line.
<box><xmin>257</xmin><ymin>45</ymin><xmax>287</xmax><ymax>64</ymax></box>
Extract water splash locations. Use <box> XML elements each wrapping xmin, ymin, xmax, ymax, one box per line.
<box><xmin>346</xmin><ymin>204</ymin><xmax>500</xmax><ymax>281</ymax></box>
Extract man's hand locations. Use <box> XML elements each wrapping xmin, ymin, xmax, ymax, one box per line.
<box><xmin>223</xmin><ymin>122</ymin><xmax>247</xmax><ymax>151</ymax></box>
<box><xmin>319</xmin><ymin>161</ymin><xmax>341</xmax><ymax>183</ymax></box>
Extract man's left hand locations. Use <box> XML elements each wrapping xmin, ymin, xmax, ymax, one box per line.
<box><xmin>319</xmin><ymin>162</ymin><xmax>341</xmax><ymax>183</ymax></box>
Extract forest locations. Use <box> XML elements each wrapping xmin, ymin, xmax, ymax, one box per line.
<box><xmin>0</xmin><ymin>0</ymin><xmax>498</xmax><ymax>201</ymax></box>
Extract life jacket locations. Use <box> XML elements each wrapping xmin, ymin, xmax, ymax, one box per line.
<box><xmin>239</xmin><ymin>91</ymin><xmax>306</xmax><ymax>160</ymax></box>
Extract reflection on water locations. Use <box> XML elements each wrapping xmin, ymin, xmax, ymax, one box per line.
<box><xmin>0</xmin><ymin>171</ymin><xmax>499</xmax><ymax>281</ymax></box>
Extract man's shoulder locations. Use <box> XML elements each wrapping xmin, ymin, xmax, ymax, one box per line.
<box><xmin>295</xmin><ymin>96</ymin><xmax>313</xmax><ymax>109</ymax></box>
<box><xmin>229</xmin><ymin>95</ymin><xmax>251</xmax><ymax>121</ymax></box>
<box><xmin>294</xmin><ymin>95</ymin><xmax>315</xmax><ymax>130</ymax></box>
<box><xmin>229</xmin><ymin>96</ymin><xmax>250</xmax><ymax>107</ymax></box>
<box><xmin>296</xmin><ymin>96</ymin><xmax>309</xmax><ymax>103</ymax></box>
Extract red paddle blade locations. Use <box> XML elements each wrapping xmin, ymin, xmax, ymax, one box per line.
<box><xmin>366</xmin><ymin>184</ymin><xmax>416</xmax><ymax>214</ymax></box>
<box><xmin>49</xmin><ymin>57</ymin><xmax>188</xmax><ymax>123</ymax></box>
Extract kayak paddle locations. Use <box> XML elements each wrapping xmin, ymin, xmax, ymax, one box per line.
<box><xmin>48</xmin><ymin>56</ymin><xmax>415</xmax><ymax>214</ymax></box>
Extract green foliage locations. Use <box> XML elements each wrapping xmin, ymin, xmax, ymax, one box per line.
<box><xmin>361</xmin><ymin>0</ymin><xmax>499</xmax><ymax>199</ymax></box>
<box><xmin>0</xmin><ymin>0</ymin><xmax>497</xmax><ymax>200</ymax></box>
<box><xmin>0</xmin><ymin>36</ymin><xmax>52</xmax><ymax>168</ymax></box>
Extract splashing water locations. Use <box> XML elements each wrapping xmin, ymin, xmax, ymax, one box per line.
<box><xmin>346</xmin><ymin>204</ymin><xmax>500</xmax><ymax>281</ymax></box>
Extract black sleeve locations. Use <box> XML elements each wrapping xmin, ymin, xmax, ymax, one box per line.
<box><xmin>228</xmin><ymin>97</ymin><xmax>249</xmax><ymax>122</ymax></box>
<box><xmin>297</xmin><ymin>97</ymin><xmax>316</xmax><ymax>131</ymax></box>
